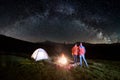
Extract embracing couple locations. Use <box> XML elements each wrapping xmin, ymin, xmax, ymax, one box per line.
<box><xmin>72</xmin><ymin>42</ymin><xmax>88</xmax><ymax>67</ymax></box>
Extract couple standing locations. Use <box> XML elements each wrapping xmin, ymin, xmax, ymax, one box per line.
<box><xmin>72</xmin><ymin>43</ymin><xmax>88</xmax><ymax>67</ymax></box>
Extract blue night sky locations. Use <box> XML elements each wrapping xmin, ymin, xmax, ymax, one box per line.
<box><xmin>0</xmin><ymin>0</ymin><xmax>120</xmax><ymax>43</ymax></box>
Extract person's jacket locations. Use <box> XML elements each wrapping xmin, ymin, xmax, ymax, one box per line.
<box><xmin>72</xmin><ymin>45</ymin><xmax>78</xmax><ymax>55</ymax></box>
<box><xmin>79</xmin><ymin>46</ymin><xmax>86</xmax><ymax>55</ymax></box>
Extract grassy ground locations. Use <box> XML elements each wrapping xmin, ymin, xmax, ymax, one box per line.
<box><xmin>0</xmin><ymin>55</ymin><xmax>120</xmax><ymax>80</ymax></box>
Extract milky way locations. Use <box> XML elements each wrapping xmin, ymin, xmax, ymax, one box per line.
<box><xmin>0</xmin><ymin>0</ymin><xmax>120</xmax><ymax>43</ymax></box>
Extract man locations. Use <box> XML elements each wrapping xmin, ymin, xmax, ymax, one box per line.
<box><xmin>72</xmin><ymin>44</ymin><xmax>78</xmax><ymax>64</ymax></box>
<box><xmin>78</xmin><ymin>43</ymin><xmax>88</xmax><ymax>67</ymax></box>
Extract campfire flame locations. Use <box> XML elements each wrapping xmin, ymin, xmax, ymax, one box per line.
<box><xmin>57</xmin><ymin>54</ymin><xmax>68</xmax><ymax>65</ymax></box>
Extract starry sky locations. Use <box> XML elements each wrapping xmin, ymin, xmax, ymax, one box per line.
<box><xmin>0</xmin><ymin>0</ymin><xmax>120</xmax><ymax>43</ymax></box>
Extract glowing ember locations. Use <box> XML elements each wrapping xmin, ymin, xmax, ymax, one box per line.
<box><xmin>57</xmin><ymin>54</ymin><xmax>68</xmax><ymax>65</ymax></box>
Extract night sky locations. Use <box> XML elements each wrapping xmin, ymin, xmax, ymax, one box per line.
<box><xmin>0</xmin><ymin>0</ymin><xmax>120</xmax><ymax>43</ymax></box>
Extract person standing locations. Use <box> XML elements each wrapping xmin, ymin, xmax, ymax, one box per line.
<box><xmin>78</xmin><ymin>43</ymin><xmax>88</xmax><ymax>67</ymax></box>
<box><xmin>72</xmin><ymin>44</ymin><xmax>78</xmax><ymax>64</ymax></box>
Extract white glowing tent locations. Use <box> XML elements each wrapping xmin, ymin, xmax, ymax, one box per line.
<box><xmin>31</xmin><ymin>48</ymin><xmax>49</xmax><ymax>61</ymax></box>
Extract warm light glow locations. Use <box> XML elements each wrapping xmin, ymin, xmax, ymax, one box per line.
<box><xmin>57</xmin><ymin>54</ymin><xmax>68</xmax><ymax>65</ymax></box>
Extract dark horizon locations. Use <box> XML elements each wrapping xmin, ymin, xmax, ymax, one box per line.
<box><xmin>0</xmin><ymin>34</ymin><xmax>120</xmax><ymax>61</ymax></box>
<box><xmin>1</xmin><ymin>34</ymin><xmax>120</xmax><ymax>44</ymax></box>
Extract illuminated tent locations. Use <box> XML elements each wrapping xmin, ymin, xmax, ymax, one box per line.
<box><xmin>31</xmin><ymin>48</ymin><xmax>49</xmax><ymax>61</ymax></box>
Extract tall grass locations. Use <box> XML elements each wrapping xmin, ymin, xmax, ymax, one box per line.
<box><xmin>0</xmin><ymin>55</ymin><xmax>120</xmax><ymax>80</ymax></box>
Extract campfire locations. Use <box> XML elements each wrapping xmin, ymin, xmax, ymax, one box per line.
<box><xmin>57</xmin><ymin>54</ymin><xmax>68</xmax><ymax>65</ymax></box>
<box><xmin>54</xmin><ymin>53</ymin><xmax>75</xmax><ymax>70</ymax></box>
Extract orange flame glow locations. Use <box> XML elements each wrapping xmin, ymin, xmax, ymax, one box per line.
<box><xmin>57</xmin><ymin>54</ymin><xmax>68</xmax><ymax>65</ymax></box>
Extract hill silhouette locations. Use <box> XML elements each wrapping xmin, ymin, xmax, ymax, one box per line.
<box><xmin>0</xmin><ymin>35</ymin><xmax>36</xmax><ymax>56</ymax></box>
<box><xmin>0</xmin><ymin>35</ymin><xmax>120</xmax><ymax>60</ymax></box>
